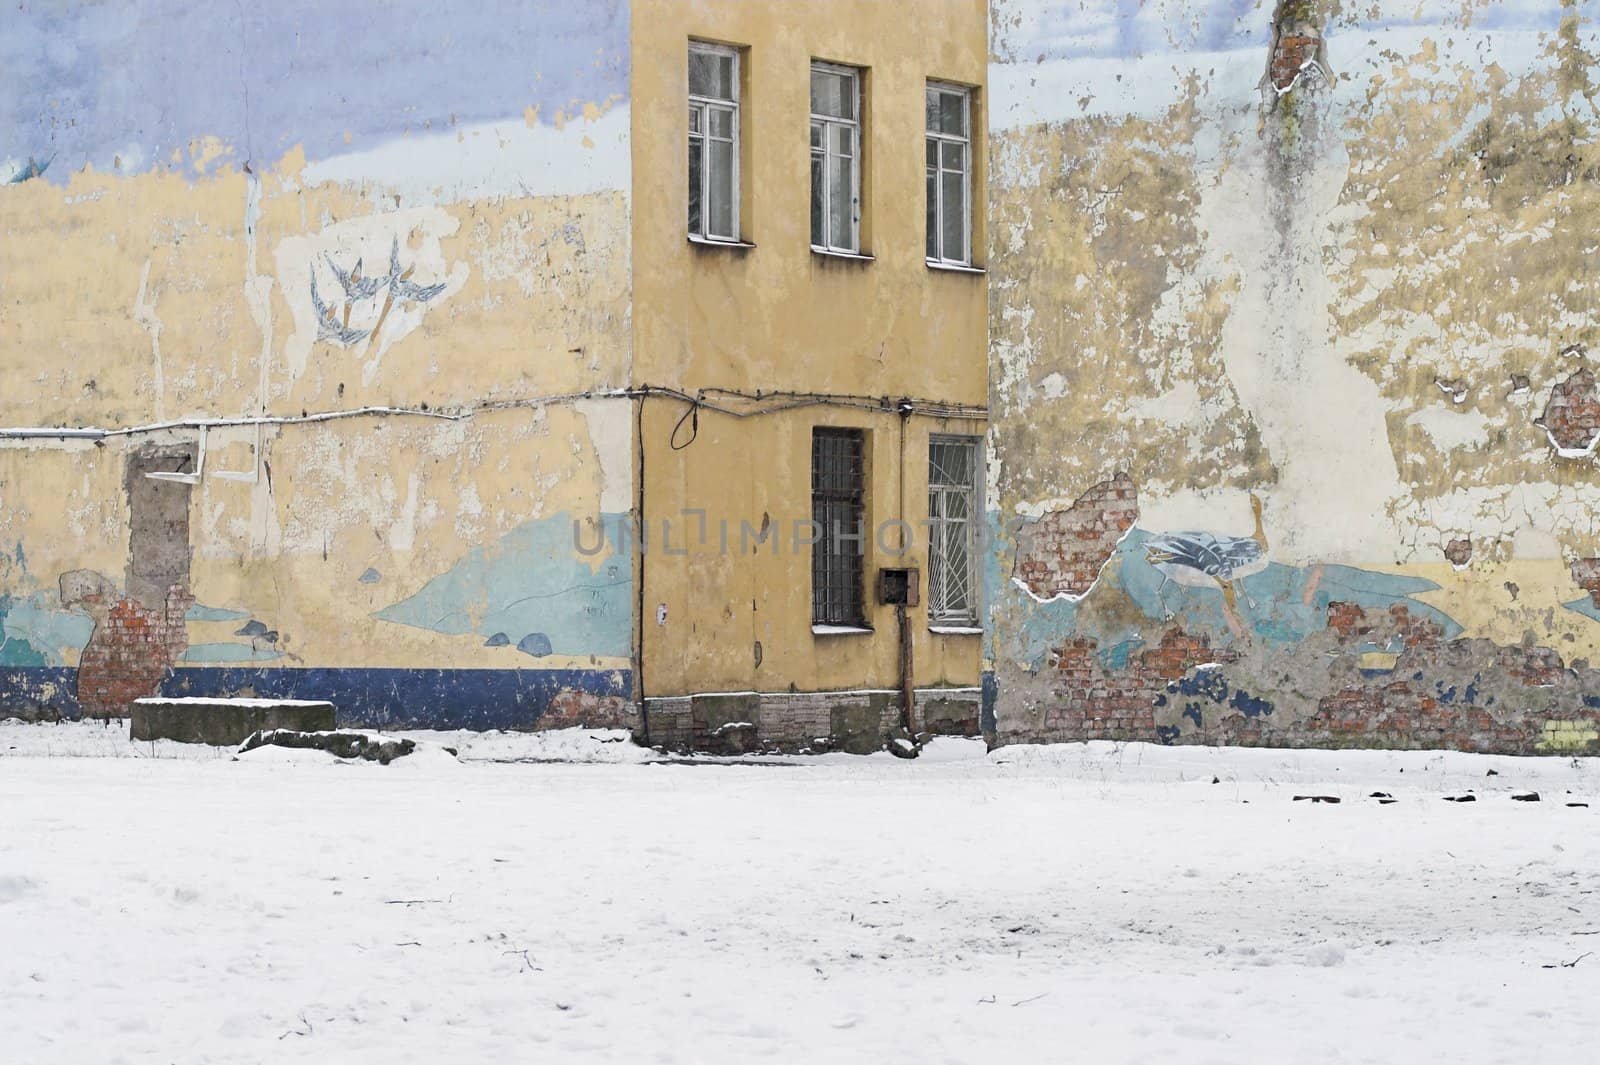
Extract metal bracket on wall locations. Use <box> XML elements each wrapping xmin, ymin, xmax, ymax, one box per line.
<box><xmin>141</xmin><ymin>423</ymin><xmax>262</xmax><ymax>485</ymax></box>
<box><xmin>143</xmin><ymin>425</ymin><xmax>206</xmax><ymax>484</ymax></box>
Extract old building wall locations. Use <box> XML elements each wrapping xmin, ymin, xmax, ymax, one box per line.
<box><xmin>1</xmin><ymin>3</ymin><xmax>635</xmax><ymax>727</ymax></box>
<box><xmin>629</xmin><ymin>0</ymin><xmax>989</xmax><ymax>744</ymax></box>
<box><xmin>987</xmin><ymin>0</ymin><xmax>1600</xmax><ymax>753</ymax></box>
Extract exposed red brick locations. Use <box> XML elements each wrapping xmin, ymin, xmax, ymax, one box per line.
<box><xmin>1535</xmin><ymin>369</ymin><xmax>1600</xmax><ymax>453</ymax></box>
<box><xmin>1270</xmin><ymin>33</ymin><xmax>1321</xmax><ymax>91</ymax></box>
<box><xmin>535</xmin><ymin>689</ymin><xmax>638</xmax><ymax>731</ymax></box>
<box><xmin>76</xmin><ymin>585</ymin><xmax>192</xmax><ymax>718</ymax></box>
<box><xmin>1571</xmin><ymin>557</ymin><xmax>1600</xmax><ymax>607</ymax></box>
<box><xmin>1012</xmin><ymin>472</ymin><xmax>1138</xmax><ymax>601</ymax></box>
<box><xmin>1443</xmin><ymin>538</ymin><xmax>1472</xmax><ymax>567</ymax></box>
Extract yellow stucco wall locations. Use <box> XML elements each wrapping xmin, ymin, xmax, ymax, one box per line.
<box><xmin>629</xmin><ymin>0</ymin><xmax>990</xmax><ymax>700</ymax></box>
<box><xmin>1</xmin><ymin>6</ymin><xmax>636</xmax><ymax>727</ymax></box>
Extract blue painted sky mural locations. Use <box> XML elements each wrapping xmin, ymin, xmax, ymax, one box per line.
<box><xmin>375</xmin><ymin>512</ymin><xmax>632</xmax><ymax>660</ymax></box>
<box><xmin>1</xmin><ymin>0</ymin><xmax>629</xmax><ymax>180</ymax></box>
<box><xmin>995</xmin><ymin>521</ymin><xmax>1463</xmax><ymax>675</ymax></box>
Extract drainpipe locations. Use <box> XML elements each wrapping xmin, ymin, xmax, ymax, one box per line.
<box><xmin>896</xmin><ymin>398</ymin><xmax>916</xmax><ymax>735</ymax></box>
<box><xmin>634</xmin><ymin>393</ymin><xmax>650</xmax><ymax>745</ymax></box>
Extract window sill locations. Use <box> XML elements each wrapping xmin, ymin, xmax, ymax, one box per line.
<box><xmin>811</xmin><ymin>246</ymin><xmax>875</xmax><ymax>263</ymax></box>
<box><xmin>929</xmin><ymin>625</ymin><xmax>983</xmax><ymax>636</ymax></box>
<box><xmin>926</xmin><ymin>260</ymin><xmax>985</xmax><ymax>275</ymax></box>
<box><xmin>812</xmin><ymin>624</ymin><xmax>874</xmax><ymax>636</ymax></box>
<box><xmin>688</xmin><ymin>235</ymin><xmax>757</xmax><ymax>250</ymax></box>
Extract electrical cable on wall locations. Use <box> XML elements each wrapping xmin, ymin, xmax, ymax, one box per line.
<box><xmin>1</xmin><ymin>385</ymin><xmax>985</xmax><ymax>444</ymax></box>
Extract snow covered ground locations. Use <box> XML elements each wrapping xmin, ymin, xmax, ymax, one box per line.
<box><xmin>2</xmin><ymin>721</ymin><xmax>1598</xmax><ymax>1064</ymax></box>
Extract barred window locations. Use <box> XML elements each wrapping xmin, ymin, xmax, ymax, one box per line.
<box><xmin>812</xmin><ymin>428</ymin><xmax>866</xmax><ymax>626</ymax></box>
<box><xmin>928</xmin><ymin>435</ymin><xmax>979</xmax><ymax>624</ymax></box>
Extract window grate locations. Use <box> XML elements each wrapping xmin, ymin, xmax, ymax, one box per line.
<box><xmin>812</xmin><ymin>428</ymin><xmax>866</xmax><ymax>626</ymax></box>
<box><xmin>928</xmin><ymin>435</ymin><xmax>979</xmax><ymax>624</ymax></box>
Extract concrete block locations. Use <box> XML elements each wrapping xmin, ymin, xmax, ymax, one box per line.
<box><xmin>130</xmin><ymin>697</ymin><xmax>336</xmax><ymax>746</ymax></box>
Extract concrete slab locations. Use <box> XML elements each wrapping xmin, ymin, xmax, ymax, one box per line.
<box><xmin>130</xmin><ymin>698</ymin><xmax>336</xmax><ymax>746</ymax></box>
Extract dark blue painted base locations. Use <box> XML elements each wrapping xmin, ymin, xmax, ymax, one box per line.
<box><xmin>0</xmin><ymin>666</ymin><xmax>632</xmax><ymax>731</ymax></box>
<box><xmin>980</xmin><ymin>670</ymin><xmax>998</xmax><ymax>733</ymax></box>
<box><xmin>0</xmin><ymin>666</ymin><xmax>81</xmax><ymax>720</ymax></box>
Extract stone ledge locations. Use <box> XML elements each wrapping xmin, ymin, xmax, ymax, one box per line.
<box><xmin>131</xmin><ymin>698</ymin><xmax>336</xmax><ymax>746</ymax></box>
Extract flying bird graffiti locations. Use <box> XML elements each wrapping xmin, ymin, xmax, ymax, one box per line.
<box><xmin>310</xmin><ymin>273</ymin><xmax>372</xmax><ymax>346</ymax></box>
<box><xmin>309</xmin><ymin>236</ymin><xmax>448</xmax><ymax>349</ymax></box>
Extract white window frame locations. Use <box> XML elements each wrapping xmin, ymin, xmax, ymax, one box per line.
<box><xmin>927</xmin><ymin>434</ymin><xmax>981</xmax><ymax>626</ymax></box>
<box><xmin>925</xmin><ymin>81</ymin><xmax>972</xmax><ymax>267</ymax></box>
<box><xmin>689</xmin><ymin>41</ymin><xmax>740</xmax><ymax>243</ymax></box>
<box><xmin>810</xmin><ymin>61</ymin><xmax>861</xmax><ymax>255</ymax></box>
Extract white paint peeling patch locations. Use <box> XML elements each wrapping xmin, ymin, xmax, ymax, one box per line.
<box><xmin>389</xmin><ymin>473</ymin><xmax>423</xmax><ymax>553</ymax></box>
<box><xmin>273</xmin><ymin>207</ymin><xmax>469</xmax><ymax>385</ymax></box>
<box><xmin>301</xmin><ymin>106</ymin><xmax>630</xmax><ymax>206</ymax></box>
<box><xmin>132</xmin><ymin>260</ymin><xmax>164</xmax><ymax>419</ymax></box>
<box><xmin>1407</xmin><ymin>406</ymin><xmax>1490</xmax><ymax>452</ymax></box>
<box><xmin>1127</xmin><ymin>380</ymin><xmax>1202</xmax><ymax>424</ymax></box>
<box><xmin>573</xmin><ymin>398</ymin><xmax>632</xmax><ymax>515</ymax></box>
<box><xmin>242</xmin><ymin>172</ymin><xmax>275</xmax><ymax>423</ymax></box>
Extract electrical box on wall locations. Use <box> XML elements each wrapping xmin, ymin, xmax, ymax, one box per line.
<box><xmin>877</xmin><ymin>567</ymin><xmax>920</xmax><ymax>607</ymax></box>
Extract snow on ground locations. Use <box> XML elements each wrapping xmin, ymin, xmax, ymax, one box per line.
<box><xmin>2</xmin><ymin>721</ymin><xmax>1598</xmax><ymax>1064</ymax></box>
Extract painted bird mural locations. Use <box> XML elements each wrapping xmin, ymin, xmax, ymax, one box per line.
<box><xmin>6</xmin><ymin>154</ymin><xmax>53</xmax><ymax>183</ymax></box>
<box><xmin>325</xmin><ymin>253</ymin><xmax>385</xmax><ymax>303</ymax></box>
<box><xmin>309</xmin><ymin>273</ymin><xmax>371</xmax><ymax>347</ymax></box>
<box><xmin>368</xmin><ymin>236</ymin><xmax>448</xmax><ymax>338</ymax></box>
<box><xmin>1144</xmin><ymin>493</ymin><xmax>1269</xmax><ymax>635</ymax></box>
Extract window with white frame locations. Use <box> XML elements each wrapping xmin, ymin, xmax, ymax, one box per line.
<box><xmin>689</xmin><ymin>42</ymin><xmax>739</xmax><ymax>242</ymax></box>
<box><xmin>810</xmin><ymin>63</ymin><xmax>861</xmax><ymax>253</ymax></box>
<box><xmin>925</xmin><ymin>82</ymin><xmax>971</xmax><ymax>265</ymax></box>
<box><xmin>927</xmin><ymin>435</ymin><xmax>979</xmax><ymax>624</ymax></box>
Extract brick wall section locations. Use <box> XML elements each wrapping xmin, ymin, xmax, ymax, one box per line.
<box><xmin>76</xmin><ymin>585</ymin><xmax>192</xmax><ymax>718</ymax></box>
<box><xmin>1270</xmin><ymin>33</ymin><xmax>1321</xmax><ymax>90</ymax></box>
<box><xmin>1570</xmin><ymin>557</ymin><xmax>1600</xmax><ymax>607</ymax></box>
<box><xmin>1536</xmin><ymin>368</ymin><xmax>1600</xmax><ymax>452</ymax></box>
<box><xmin>1002</xmin><ymin>601</ymin><xmax>1600</xmax><ymax>755</ymax></box>
<box><xmin>535</xmin><ymin>689</ymin><xmax>638</xmax><ymax>731</ymax></box>
<box><xmin>1039</xmin><ymin>628</ymin><xmax>1236</xmax><ymax>740</ymax></box>
<box><xmin>1011</xmin><ymin>472</ymin><xmax>1138</xmax><ymax>601</ymax></box>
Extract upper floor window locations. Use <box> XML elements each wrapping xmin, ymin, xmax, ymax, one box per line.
<box><xmin>689</xmin><ymin>42</ymin><xmax>739</xmax><ymax>242</ymax></box>
<box><xmin>810</xmin><ymin>63</ymin><xmax>861</xmax><ymax>254</ymax></box>
<box><xmin>927</xmin><ymin>435</ymin><xmax>979</xmax><ymax>624</ymax></box>
<box><xmin>925</xmin><ymin>82</ymin><xmax>971</xmax><ymax>266</ymax></box>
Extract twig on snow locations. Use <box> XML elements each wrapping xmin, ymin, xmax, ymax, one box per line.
<box><xmin>1542</xmin><ymin>952</ymin><xmax>1593</xmax><ymax>969</ymax></box>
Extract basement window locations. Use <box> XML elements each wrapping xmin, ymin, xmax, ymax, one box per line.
<box><xmin>812</xmin><ymin>428</ymin><xmax>867</xmax><ymax>627</ymax></box>
<box><xmin>689</xmin><ymin>42</ymin><xmax>740</xmax><ymax>243</ymax></box>
<box><xmin>810</xmin><ymin>62</ymin><xmax>862</xmax><ymax>254</ymax></box>
<box><xmin>928</xmin><ymin>435</ymin><xmax>979</xmax><ymax>625</ymax></box>
<box><xmin>925</xmin><ymin>82</ymin><xmax>971</xmax><ymax>267</ymax></box>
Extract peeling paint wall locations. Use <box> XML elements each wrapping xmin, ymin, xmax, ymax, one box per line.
<box><xmin>1</xmin><ymin>2</ymin><xmax>634</xmax><ymax>727</ymax></box>
<box><xmin>988</xmin><ymin>0</ymin><xmax>1600</xmax><ymax>753</ymax></box>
